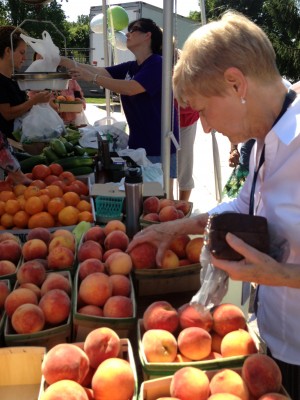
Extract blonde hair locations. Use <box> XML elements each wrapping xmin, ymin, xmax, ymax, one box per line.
<box><xmin>173</xmin><ymin>11</ymin><xmax>279</xmax><ymax>105</ymax></box>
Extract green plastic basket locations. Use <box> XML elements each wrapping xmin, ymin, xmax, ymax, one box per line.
<box><xmin>95</xmin><ymin>196</ymin><xmax>124</xmax><ymax>224</ymax></box>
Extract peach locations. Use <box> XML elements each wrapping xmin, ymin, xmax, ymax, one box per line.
<box><xmin>78</xmin><ymin>258</ymin><xmax>105</xmax><ymax>280</ymax></box>
<box><xmin>39</xmin><ymin>379</ymin><xmax>89</xmax><ymax>400</ymax></box>
<box><xmin>84</xmin><ymin>327</ymin><xmax>121</xmax><ymax>369</ymax></box>
<box><xmin>211</xmin><ymin>331</ymin><xmax>223</xmax><ymax>353</ymax></box>
<box><xmin>159</xmin><ymin>205</ymin><xmax>178</xmax><ymax>222</ymax></box>
<box><xmin>175</xmin><ymin>200</ymin><xmax>191</xmax><ymax>215</ymax></box>
<box><xmin>102</xmin><ymin>248</ymin><xmax>122</xmax><ymax>262</ymax></box>
<box><xmin>143</xmin><ymin>212</ymin><xmax>160</xmax><ymax>222</ymax></box>
<box><xmin>5</xmin><ymin>287</ymin><xmax>38</xmax><ymax>317</ymax></box>
<box><xmin>0</xmin><ymin>281</ymin><xmax>10</xmax><ymax>308</ymax></box>
<box><xmin>92</xmin><ymin>358</ymin><xmax>135</xmax><ymax>400</ymax></box>
<box><xmin>103</xmin><ymin>295</ymin><xmax>133</xmax><ymax>318</ymax></box>
<box><xmin>104</xmin><ymin>230</ymin><xmax>129</xmax><ymax>251</ymax></box>
<box><xmin>210</xmin><ymin>368</ymin><xmax>250</xmax><ymax>400</ymax></box>
<box><xmin>208</xmin><ymin>393</ymin><xmax>245</xmax><ymax>399</ymax></box>
<box><xmin>83</xmin><ymin>225</ymin><xmax>105</xmax><ymax>245</ymax></box>
<box><xmin>258</xmin><ymin>394</ymin><xmax>290</xmax><ymax>400</ymax></box>
<box><xmin>78</xmin><ymin>305</ymin><xmax>103</xmax><ymax>317</ymax></box>
<box><xmin>173</xmin><ymin>353</ymin><xmax>192</xmax><ymax>363</ymax></box>
<box><xmin>143</xmin><ymin>196</ymin><xmax>160</xmax><ymax>214</ymax></box>
<box><xmin>142</xmin><ymin>329</ymin><xmax>177</xmax><ymax>362</ymax></box>
<box><xmin>143</xmin><ymin>300</ymin><xmax>179</xmax><ymax>333</ymax></box>
<box><xmin>42</xmin><ymin>343</ymin><xmax>90</xmax><ymax>385</ymax></box>
<box><xmin>22</xmin><ymin>238</ymin><xmax>48</xmax><ymax>261</ymax></box>
<box><xmin>170</xmin><ymin>366</ymin><xmax>210</xmax><ymax>400</ymax></box>
<box><xmin>169</xmin><ymin>234</ymin><xmax>191</xmax><ymax>258</ymax></box>
<box><xmin>178</xmin><ymin>303</ymin><xmax>213</xmax><ymax>332</ymax></box>
<box><xmin>48</xmin><ymin>235</ymin><xmax>75</xmax><ymax>253</ymax></box>
<box><xmin>11</xmin><ymin>303</ymin><xmax>45</xmax><ymax>334</ymax></box>
<box><xmin>79</xmin><ymin>272</ymin><xmax>112</xmax><ymax>306</ymax></box>
<box><xmin>39</xmin><ymin>289</ymin><xmax>71</xmax><ymax>324</ymax></box>
<box><xmin>109</xmin><ymin>274</ymin><xmax>131</xmax><ymax>296</ymax></box>
<box><xmin>176</xmin><ymin>209</ymin><xmax>185</xmax><ymax>219</ymax></box>
<box><xmin>129</xmin><ymin>242</ymin><xmax>157</xmax><ymax>269</ymax></box>
<box><xmin>17</xmin><ymin>259</ymin><xmax>47</xmax><ymax>285</ymax></box>
<box><xmin>19</xmin><ymin>282</ymin><xmax>41</xmax><ymax>299</ymax></box>
<box><xmin>212</xmin><ymin>303</ymin><xmax>246</xmax><ymax>336</ymax></box>
<box><xmin>221</xmin><ymin>329</ymin><xmax>257</xmax><ymax>357</ymax></box>
<box><xmin>0</xmin><ymin>260</ymin><xmax>16</xmax><ymax>276</ymax></box>
<box><xmin>242</xmin><ymin>354</ymin><xmax>282</xmax><ymax>398</ymax></box>
<box><xmin>185</xmin><ymin>237</ymin><xmax>203</xmax><ymax>264</ymax></box>
<box><xmin>202</xmin><ymin>351</ymin><xmax>223</xmax><ymax>360</ymax></box>
<box><xmin>179</xmin><ymin>259</ymin><xmax>191</xmax><ymax>266</ymax></box>
<box><xmin>177</xmin><ymin>327</ymin><xmax>212</xmax><ymax>360</ymax></box>
<box><xmin>159</xmin><ymin>198</ymin><xmax>175</xmax><ymax>210</ymax></box>
<box><xmin>0</xmin><ymin>239</ymin><xmax>22</xmax><ymax>264</ymax></box>
<box><xmin>105</xmin><ymin>252</ymin><xmax>132</xmax><ymax>275</ymax></box>
<box><xmin>27</xmin><ymin>227</ymin><xmax>51</xmax><ymax>245</ymax></box>
<box><xmin>78</xmin><ymin>240</ymin><xmax>103</xmax><ymax>263</ymax></box>
<box><xmin>161</xmin><ymin>249</ymin><xmax>180</xmax><ymax>268</ymax></box>
<box><xmin>47</xmin><ymin>246</ymin><xmax>75</xmax><ymax>270</ymax></box>
<box><xmin>51</xmin><ymin>229</ymin><xmax>75</xmax><ymax>242</ymax></box>
<box><xmin>103</xmin><ymin>220</ymin><xmax>126</xmax><ymax>236</ymax></box>
<box><xmin>0</xmin><ymin>232</ymin><xmax>20</xmax><ymax>243</ymax></box>
<box><xmin>40</xmin><ymin>273</ymin><xmax>71</xmax><ymax>296</ymax></box>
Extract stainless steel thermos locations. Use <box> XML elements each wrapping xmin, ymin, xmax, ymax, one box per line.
<box><xmin>124</xmin><ymin>166</ymin><xmax>143</xmax><ymax>238</ymax></box>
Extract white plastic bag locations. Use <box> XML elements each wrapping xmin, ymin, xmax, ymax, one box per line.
<box><xmin>21</xmin><ymin>103</ymin><xmax>65</xmax><ymax>143</ymax></box>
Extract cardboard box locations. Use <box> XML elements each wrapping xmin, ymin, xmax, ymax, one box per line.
<box><xmin>72</xmin><ymin>268</ymin><xmax>137</xmax><ymax>341</ymax></box>
<box><xmin>55</xmin><ymin>101</ymin><xmax>83</xmax><ymax>113</ymax></box>
<box><xmin>138</xmin><ymin>373</ymin><xmax>292</xmax><ymax>400</ymax></box>
<box><xmin>4</xmin><ymin>271</ymin><xmax>72</xmax><ymax>349</ymax></box>
<box><xmin>0</xmin><ymin>346</ymin><xmax>46</xmax><ymax>400</ymax></box>
<box><xmin>0</xmin><ymin>279</ymin><xmax>10</xmax><ymax>346</ymax></box>
<box><xmin>137</xmin><ymin>319</ymin><xmax>265</xmax><ymax>380</ymax></box>
<box><xmin>132</xmin><ymin>263</ymin><xmax>201</xmax><ymax>296</ymax></box>
<box><xmin>38</xmin><ymin>338</ymin><xmax>138</xmax><ymax>400</ymax></box>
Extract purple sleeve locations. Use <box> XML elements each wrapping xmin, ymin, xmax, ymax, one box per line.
<box><xmin>0</xmin><ymin>133</ymin><xmax>20</xmax><ymax>173</ymax></box>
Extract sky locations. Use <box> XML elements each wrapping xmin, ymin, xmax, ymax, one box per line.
<box><xmin>60</xmin><ymin>0</ymin><xmax>201</xmax><ymax>22</ymax></box>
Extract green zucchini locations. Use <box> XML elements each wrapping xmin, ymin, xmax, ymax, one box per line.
<box><xmin>55</xmin><ymin>156</ymin><xmax>94</xmax><ymax>170</ymax></box>
<box><xmin>82</xmin><ymin>147</ymin><xmax>98</xmax><ymax>156</ymax></box>
<box><xmin>20</xmin><ymin>155</ymin><xmax>48</xmax><ymax>172</ymax></box>
<box><xmin>43</xmin><ymin>147</ymin><xmax>59</xmax><ymax>163</ymax></box>
<box><xmin>64</xmin><ymin>141</ymin><xmax>74</xmax><ymax>152</ymax></box>
<box><xmin>50</xmin><ymin>139</ymin><xmax>67</xmax><ymax>157</ymax></box>
<box><xmin>68</xmin><ymin>166</ymin><xmax>94</xmax><ymax>176</ymax></box>
<box><xmin>73</xmin><ymin>145</ymin><xmax>86</xmax><ymax>156</ymax></box>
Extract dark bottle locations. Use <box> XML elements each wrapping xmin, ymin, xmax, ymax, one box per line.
<box><xmin>124</xmin><ymin>166</ymin><xmax>143</xmax><ymax>238</ymax></box>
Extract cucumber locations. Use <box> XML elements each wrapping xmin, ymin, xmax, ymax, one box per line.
<box><xmin>43</xmin><ymin>147</ymin><xmax>59</xmax><ymax>163</ymax></box>
<box><xmin>73</xmin><ymin>145</ymin><xmax>86</xmax><ymax>156</ymax></box>
<box><xmin>19</xmin><ymin>155</ymin><xmax>48</xmax><ymax>172</ymax></box>
<box><xmin>64</xmin><ymin>141</ymin><xmax>74</xmax><ymax>152</ymax></box>
<box><xmin>50</xmin><ymin>139</ymin><xmax>67</xmax><ymax>157</ymax></box>
<box><xmin>68</xmin><ymin>166</ymin><xmax>94</xmax><ymax>176</ymax></box>
<box><xmin>55</xmin><ymin>156</ymin><xmax>94</xmax><ymax>170</ymax></box>
<box><xmin>82</xmin><ymin>147</ymin><xmax>98</xmax><ymax>156</ymax></box>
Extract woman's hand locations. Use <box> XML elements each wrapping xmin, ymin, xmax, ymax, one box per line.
<box><xmin>31</xmin><ymin>90</ymin><xmax>52</xmax><ymax>105</ymax></box>
<box><xmin>69</xmin><ymin>67</ymin><xmax>94</xmax><ymax>83</ymax></box>
<box><xmin>7</xmin><ymin>170</ymin><xmax>32</xmax><ymax>185</ymax></box>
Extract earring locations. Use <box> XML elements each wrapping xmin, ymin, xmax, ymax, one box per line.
<box><xmin>241</xmin><ymin>97</ymin><xmax>246</xmax><ymax>104</ymax></box>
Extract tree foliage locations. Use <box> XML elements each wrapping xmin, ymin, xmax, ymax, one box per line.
<box><xmin>189</xmin><ymin>0</ymin><xmax>300</xmax><ymax>81</ymax></box>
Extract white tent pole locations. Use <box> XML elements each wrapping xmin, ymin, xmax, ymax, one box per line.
<box><xmin>102</xmin><ymin>0</ymin><xmax>111</xmax><ymax>119</ymax></box>
<box><xmin>161</xmin><ymin>0</ymin><xmax>174</xmax><ymax>197</ymax></box>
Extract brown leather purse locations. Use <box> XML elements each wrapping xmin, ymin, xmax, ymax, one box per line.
<box><xmin>206</xmin><ymin>212</ymin><xmax>269</xmax><ymax>261</ymax></box>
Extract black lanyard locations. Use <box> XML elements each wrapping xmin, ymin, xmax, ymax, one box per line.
<box><xmin>249</xmin><ymin>89</ymin><xmax>297</xmax><ymax>215</ymax></box>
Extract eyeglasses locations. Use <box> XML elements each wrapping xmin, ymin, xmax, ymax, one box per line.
<box><xmin>127</xmin><ymin>26</ymin><xmax>146</xmax><ymax>34</ymax></box>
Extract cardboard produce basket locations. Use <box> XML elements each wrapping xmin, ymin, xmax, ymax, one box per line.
<box><xmin>38</xmin><ymin>338</ymin><xmax>138</xmax><ymax>400</ymax></box>
<box><xmin>132</xmin><ymin>263</ymin><xmax>201</xmax><ymax>296</ymax></box>
<box><xmin>137</xmin><ymin>319</ymin><xmax>265</xmax><ymax>380</ymax></box>
<box><xmin>0</xmin><ymin>346</ymin><xmax>46</xmax><ymax>400</ymax></box>
<box><xmin>138</xmin><ymin>372</ymin><xmax>292</xmax><ymax>400</ymax></box>
<box><xmin>4</xmin><ymin>271</ymin><xmax>73</xmax><ymax>349</ymax></box>
<box><xmin>55</xmin><ymin>100</ymin><xmax>83</xmax><ymax>113</ymax></box>
<box><xmin>72</xmin><ymin>268</ymin><xmax>137</xmax><ymax>341</ymax></box>
<box><xmin>0</xmin><ymin>279</ymin><xmax>10</xmax><ymax>346</ymax></box>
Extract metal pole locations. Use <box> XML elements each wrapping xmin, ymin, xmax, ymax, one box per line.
<box><xmin>161</xmin><ymin>0</ymin><xmax>174</xmax><ymax>197</ymax></box>
<box><xmin>102</xmin><ymin>0</ymin><xmax>111</xmax><ymax>119</ymax></box>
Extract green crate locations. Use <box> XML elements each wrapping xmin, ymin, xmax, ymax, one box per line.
<box><xmin>95</xmin><ymin>196</ymin><xmax>124</xmax><ymax>224</ymax></box>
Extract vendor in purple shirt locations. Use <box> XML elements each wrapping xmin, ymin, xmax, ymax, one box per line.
<box><xmin>60</xmin><ymin>18</ymin><xmax>179</xmax><ymax>197</ymax></box>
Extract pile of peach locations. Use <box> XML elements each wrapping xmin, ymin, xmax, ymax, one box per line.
<box><xmin>141</xmin><ymin>196</ymin><xmax>192</xmax><ymax>222</ymax></box>
<box><xmin>4</xmin><ymin>269</ymin><xmax>71</xmax><ymax>335</ymax></box>
<box><xmin>157</xmin><ymin>355</ymin><xmax>288</xmax><ymax>400</ymax></box>
<box><xmin>0</xmin><ymin>232</ymin><xmax>22</xmax><ymax>276</ymax></box>
<box><xmin>0</xmin><ymin>163</ymin><xmax>91</xmax><ymax>230</ymax></box>
<box><xmin>75</xmin><ymin>223</ymin><xmax>134</xmax><ymax>319</ymax></box>
<box><xmin>128</xmin><ymin>235</ymin><xmax>203</xmax><ymax>269</ymax></box>
<box><xmin>40</xmin><ymin>327</ymin><xmax>135</xmax><ymax>400</ymax></box>
<box><xmin>140</xmin><ymin>301</ymin><xmax>258</xmax><ymax>364</ymax></box>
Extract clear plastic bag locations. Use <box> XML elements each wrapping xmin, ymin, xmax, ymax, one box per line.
<box><xmin>21</xmin><ymin>103</ymin><xmax>65</xmax><ymax>143</ymax></box>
